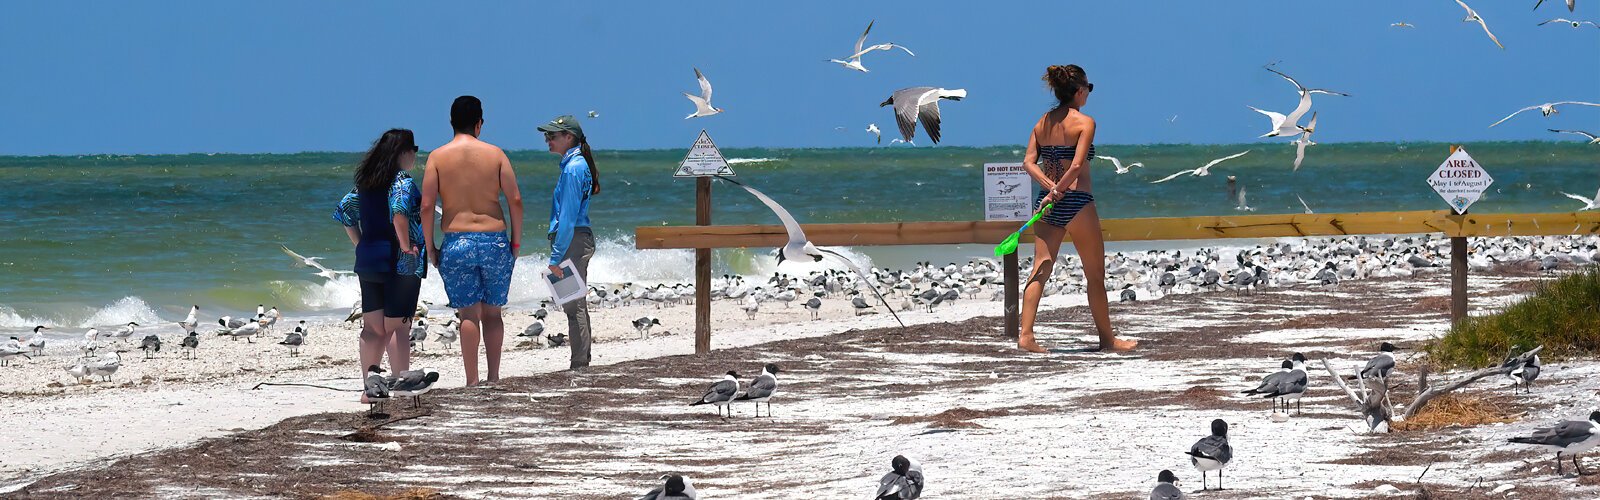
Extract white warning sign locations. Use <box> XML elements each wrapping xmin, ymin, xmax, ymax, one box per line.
<box><xmin>675</xmin><ymin>130</ymin><xmax>735</xmax><ymax>177</ymax></box>
<box><xmin>1426</xmin><ymin>147</ymin><xmax>1493</xmax><ymax>215</ymax></box>
<box><xmin>984</xmin><ymin>162</ymin><xmax>1033</xmax><ymax>221</ymax></box>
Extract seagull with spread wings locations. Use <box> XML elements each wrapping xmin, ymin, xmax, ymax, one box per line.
<box><xmin>1489</xmin><ymin>101</ymin><xmax>1600</xmax><ymax>127</ymax></box>
<box><xmin>1539</xmin><ymin>18</ymin><xmax>1599</xmax><ymax>28</ymax></box>
<box><xmin>1151</xmin><ymin>150</ymin><xmax>1250</xmax><ymax>184</ymax></box>
<box><xmin>880</xmin><ymin>87</ymin><xmax>966</xmax><ymax>144</ymax></box>
<box><xmin>1251</xmin><ymin>64</ymin><xmax>1348</xmax><ymax>138</ymax></box>
<box><xmin>1456</xmin><ymin>0</ymin><xmax>1506</xmax><ymax>49</ymax></box>
<box><xmin>1095</xmin><ymin>155</ymin><xmax>1143</xmax><ymax>174</ymax></box>
<box><xmin>1562</xmin><ymin>187</ymin><xmax>1600</xmax><ymax>211</ymax></box>
<box><xmin>1293</xmin><ymin>112</ymin><xmax>1318</xmax><ymax>172</ymax></box>
<box><xmin>683</xmin><ymin>67</ymin><xmax>723</xmax><ymax>119</ymax></box>
<box><xmin>1534</xmin><ymin>0</ymin><xmax>1577</xmax><ymax>13</ymax></box>
<box><xmin>827</xmin><ymin>21</ymin><xmax>915</xmax><ymax>73</ymax></box>
<box><xmin>715</xmin><ymin>176</ymin><xmax>904</xmax><ymax>328</ymax></box>
<box><xmin>1549</xmin><ymin>128</ymin><xmax>1600</xmax><ymax>144</ymax></box>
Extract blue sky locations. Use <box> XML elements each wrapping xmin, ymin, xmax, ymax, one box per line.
<box><xmin>1</xmin><ymin>1</ymin><xmax>1596</xmax><ymax>155</ymax></box>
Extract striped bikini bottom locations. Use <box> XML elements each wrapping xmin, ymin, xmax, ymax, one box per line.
<box><xmin>1034</xmin><ymin>189</ymin><xmax>1095</xmax><ymax>227</ymax></box>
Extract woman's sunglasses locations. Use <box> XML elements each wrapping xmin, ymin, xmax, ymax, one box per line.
<box><xmin>1086</xmin><ymin>83</ymin><xmax>1095</xmax><ymax>92</ymax></box>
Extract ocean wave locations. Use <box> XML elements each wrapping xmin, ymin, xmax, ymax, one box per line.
<box><xmin>727</xmin><ymin>158</ymin><xmax>780</xmax><ymax>164</ymax></box>
<box><xmin>0</xmin><ymin>296</ymin><xmax>167</xmax><ymax>329</ymax></box>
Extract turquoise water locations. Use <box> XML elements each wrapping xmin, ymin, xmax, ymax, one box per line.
<box><xmin>1</xmin><ymin>142</ymin><xmax>1595</xmax><ymax>333</ymax></box>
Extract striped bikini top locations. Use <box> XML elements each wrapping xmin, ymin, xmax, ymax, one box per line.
<box><xmin>1038</xmin><ymin>144</ymin><xmax>1095</xmax><ymax>180</ymax></box>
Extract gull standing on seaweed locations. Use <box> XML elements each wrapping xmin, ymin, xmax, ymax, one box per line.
<box><xmin>638</xmin><ymin>474</ymin><xmax>698</xmax><ymax>500</ymax></box>
<box><xmin>733</xmin><ymin>363</ymin><xmax>781</xmax><ymax>417</ymax></box>
<box><xmin>881</xmin><ymin>87</ymin><xmax>967</xmax><ymax>144</ymax></box>
<box><xmin>689</xmin><ymin>370</ymin><xmax>741</xmax><ymax>418</ymax></box>
<box><xmin>1149</xmin><ymin>470</ymin><xmax>1183</xmax><ymax>500</ymax></box>
<box><xmin>873</xmin><ymin>455</ymin><xmax>924</xmax><ymax>499</ymax></box>
<box><xmin>1508</xmin><ymin>411</ymin><xmax>1600</xmax><ymax>476</ymax></box>
<box><xmin>1185</xmin><ymin>419</ymin><xmax>1233</xmax><ymax>490</ymax></box>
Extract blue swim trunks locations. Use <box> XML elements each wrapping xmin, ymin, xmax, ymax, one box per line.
<box><xmin>439</xmin><ymin>232</ymin><xmax>516</xmax><ymax>309</ymax></box>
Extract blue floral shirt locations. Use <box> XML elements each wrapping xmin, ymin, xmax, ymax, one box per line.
<box><xmin>333</xmin><ymin>171</ymin><xmax>427</xmax><ymax>278</ymax></box>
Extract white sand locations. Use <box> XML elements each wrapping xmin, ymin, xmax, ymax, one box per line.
<box><xmin>0</xmin><ymin>286</ymin><xmax>1088</xmax><ymax>487</ymax></box>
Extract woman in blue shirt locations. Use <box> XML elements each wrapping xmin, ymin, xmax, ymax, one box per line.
<box><xmin>333</xmin><ymin>128</ymin><xmax>425</xmax><ymax>399</ymax></box>
<box><xmin>536</xmin><ymin>115</ymin><xmax>598</xmax><ymax>370</ymax></box>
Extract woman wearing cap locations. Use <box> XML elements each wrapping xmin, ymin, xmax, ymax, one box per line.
<box><xmin>332</xmin><ymin>128</ymin><xmax>424</xmax><ymax>401</ymax></box>
<box><xmin>538</xmin><ymin>115</ymin><xmax>600</xmax><ymax>370</ymax></box>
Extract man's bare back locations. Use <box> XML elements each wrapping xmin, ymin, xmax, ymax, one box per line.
<box><xmin>427</xmin><ymin>135</ymin><xmax>515</xmax><ymax>233</ymax></box>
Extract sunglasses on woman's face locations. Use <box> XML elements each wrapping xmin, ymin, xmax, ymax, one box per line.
<box><xmin>544</xmin><ymin>132</ymin><xmax>559</xmax><ymax>141</ymax></box>
<box><xmin>411</xmin><ymin>145</ymin><xmax>420</xmax><ymax>153</ymax></box>
<box><xmin>1086</xmin><ymin>83</ymin><xmax>1095</xmax><ymax>93</ymax></box>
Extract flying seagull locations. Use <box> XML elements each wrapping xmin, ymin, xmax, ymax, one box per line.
<box><xmin>1456</xmin><ymin>0</ymin><xmax>1505</xmax><ymax>49</ymax></box>
<box><xmin>1508</xmin><ymin>411</ymin><xmax>1600</xmax><ymax>476</ymax></box>
<box><xmin>1391</xmin><ymin>22</ymin><xmax>1416</xmax><ymax>28</ymax></box>
<box><xmin>1095</xmin><ymin>155</ymin><xmax>1144</xmax><ymax>174</ymax></box>
<box><xmin>867</xmin><ymin>123</ymin><xmax>882</xmax><ymax>144</ymax></box>
<box><xmin>1292</xmin><ymin>112</ymin><xmax>1318</xmax><ymax>171</ymax></box>
<box><xmin>880</xmin><ymin>87</ymin><xmax>967</xmax><ymax>144</ymax></box>
<box><xmin>683</xmin><ymin>67</ymin><xmax>724</xmax><ymax>119</ymax></box>
<box><xmin>874</xmin><ymin>455</ymin><xmax>925</xmax><ymax>499</ymax></box>
<box><xmin>1185</xmin><ymin>419</ymin><xmax>1233</xmax><ymax>490</ymax></box>
<box><xmin>1534</xmin><ymin>0</ymin><xmax>1578</xmax><ymax>13</ymax></box>
<box><xmin>689</xmin><ymin>370</ymin><xmax>741</xmax><ymax>418</ymax></box>
<box><xmin>1561</xmin><ymin>187</ymin><xmax>1600</xmax><ymax>211</ymax></box>
<box><xmin>1151</xmin><ymin>150</ymin><xmax>1250</xmax><ymax>184</ymax></box>
<box><xmin>1253</xmin><ymin>64</ymin><xmax>1348</xmax><ymax>138</ymax></box>
<box><xmin>1539</xmin><ymin>18</ymin><xmax>1599</xmax><ymax>28</ymax></box>
<box><xmin>1297</xmin><ymin>194</ymin><xmax>1314</xmax><ymax>214</ymax></box>
<box><xmin>828</xmin><ymin>21</ymin><xmax>915</xmax><ymax>73</ymax></box>
<box><xmin>715</xmin><ymin>176</ymin><xmax>904</xmax><ymax>327</ymax></box>
<box><xmin>1490</xmin><ymin>102</ymin><xmax>1600</xmax><ymax>127</ymax></box>
<box><xmin>1549</xmin><ymin>129</ymin><xmax>1600</xmax><ymax>144</ymax></box>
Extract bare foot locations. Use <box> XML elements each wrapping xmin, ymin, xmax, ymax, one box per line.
<box><xmin>1017</xmin><ymin>336</ymin><xmax>1049</xmax><ymax>353</ymax></box>
<box><xmin>1097</xmin><ymin>337</ymin><xmax>1139</xmax><ymax>352</ymax></box>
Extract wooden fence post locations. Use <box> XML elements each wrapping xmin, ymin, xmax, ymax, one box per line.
<box><xmin>1448</xmin><ymin>144</ymin><xmax>1468</xmax><ymax>324</ymax></box>
<box><xmin>695</xmin><ymin>177</ymin><xmax>712</xmax><ymax>354</ymax></box>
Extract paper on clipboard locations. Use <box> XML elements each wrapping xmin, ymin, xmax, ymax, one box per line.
<box><xmin>539</xmin><ymin>259</ymin><xmax>586</xmax><ymax>306</ymax></box>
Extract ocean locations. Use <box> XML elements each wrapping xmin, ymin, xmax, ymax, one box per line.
<box><xmin>2</xmin><ymin>142</ymin><xmax>1595</xmax><ymax>337</ymax></box>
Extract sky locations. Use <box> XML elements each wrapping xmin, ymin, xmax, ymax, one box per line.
<box><xmin>1</xmin><ymin>1</ymin><xmax>1596</xmax><ymax>155</ymax></box>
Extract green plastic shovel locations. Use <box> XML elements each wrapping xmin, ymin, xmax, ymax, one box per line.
<box><xmin>994</xmin><ymin>203</ymin><xmax>1052</xmax><ymax>257</ymax></box>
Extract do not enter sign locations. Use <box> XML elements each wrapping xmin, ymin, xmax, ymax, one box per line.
<box><xmin>1427</xmin><ymin>147</ymin><xmax>1493</xmax><ymax>215</ymax></box>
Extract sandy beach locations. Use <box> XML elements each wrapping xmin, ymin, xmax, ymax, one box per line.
<box><xmin>5</xmin><ymin>252</ymin><xmax>1600</xmax><ymax>497</ymax></box>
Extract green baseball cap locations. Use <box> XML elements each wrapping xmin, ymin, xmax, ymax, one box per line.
<box><xmin>537</xmin><ymin>115</ymin><xmax>584</xmax><ymax>141</ymax></box>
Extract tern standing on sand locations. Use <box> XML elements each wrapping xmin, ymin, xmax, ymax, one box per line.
<box><xmin>334</xmin><ymin>128</ymin><xmax>423</xmax><ymax>397</ymax></box>
<box><xmin>538</xmin><ymin>114</ymin><xmax>599</xmax><ymax>370</ymax></box>
<box><xmin>1017</xmin><ymin>64</ymin><xmax>1137</xmax><ymax>353</ymax></box>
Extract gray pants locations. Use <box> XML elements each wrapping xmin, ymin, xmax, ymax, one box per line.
<box><xmin>554</xmin><ymin>229</ymin><xmax>595</xmax><ymax>369</ymax></box>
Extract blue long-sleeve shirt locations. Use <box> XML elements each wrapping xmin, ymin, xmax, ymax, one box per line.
<box><xmin>548</xmin><ymin>147</ymin><xmax>592</xmax><ymax>266</ymax></box>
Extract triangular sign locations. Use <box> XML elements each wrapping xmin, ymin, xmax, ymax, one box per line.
<box><xmin>675</xmin><ymin>130</ymin><xmax>735</xmax><ymax>177</ymax></box>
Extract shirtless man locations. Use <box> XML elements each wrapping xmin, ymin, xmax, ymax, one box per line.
<box><xmin>420</xmin><ymin>95</ymin><xmax>524</xmax><ymax>386</ymax></box>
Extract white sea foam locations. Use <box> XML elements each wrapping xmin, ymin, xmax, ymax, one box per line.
<box><xmin>726</xmin><ymin>157</ymin><xmax>780</xmax><ymax>164</ymax></box>
<box><xmin>0</xmin><ymin>305</ymin><xmax>49</xmax><ymax>329</ymax></box>
<box><xmin>77</xmin><ymin>296</ymin><xmax>166</xmax><ymax>328</ymax></box>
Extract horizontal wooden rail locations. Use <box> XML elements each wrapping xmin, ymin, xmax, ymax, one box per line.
<box><xmin>635</xmin><ymin>210</ymin><xmax>1600</xmax><ymax>249</ymax></box>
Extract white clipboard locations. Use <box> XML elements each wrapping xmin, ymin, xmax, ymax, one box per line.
<box><xmin>539</xmin><ymin>259</ymin><xmax>586</xmax><ymax>306</ymax></box>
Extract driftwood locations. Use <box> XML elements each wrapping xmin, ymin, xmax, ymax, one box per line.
<box><xmin>1402</xmin><ymin>345</ymin><xmax>1542</xmax><ymax>419</ymax></box>
<box><xmin>1320</xmin><ymin>345</ymin><xmax>1543</xmax><ymax>432</ymax></box>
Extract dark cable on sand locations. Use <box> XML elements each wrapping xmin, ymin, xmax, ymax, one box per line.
<box><xmin>251</xmin><ymin>382</ymin><xmax>358</xmax><ymax>392</ymax></box>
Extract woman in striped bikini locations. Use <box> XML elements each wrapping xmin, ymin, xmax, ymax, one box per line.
<box><xmin>1016</xmin><ymin>64</ymin><xmax>1137</xmax><ymax>353</ymax></box>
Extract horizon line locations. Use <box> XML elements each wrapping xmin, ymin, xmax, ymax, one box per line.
<box><xmin>0</xmin><ymin>139</ymin><xmax>1585</xmax><ymax>159</ymax></box>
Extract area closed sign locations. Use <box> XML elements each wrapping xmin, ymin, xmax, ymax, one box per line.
<box><xmin>1426</xmin><ymin>147</ymin><xmax>1493</xmax><ymax>215</ymax></box>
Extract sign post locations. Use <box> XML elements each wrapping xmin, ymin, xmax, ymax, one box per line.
<box><xmin>1428</xmin><ymin>146</ymin><xmax>1493</xmax><ymax>324</ymax></box>
<box><xmin>984</xmin><ymin>162</ymin><xmax>1033</xmax><ymax>339</ymax></box>
<box><xmin>677</xmin><ymin>130</ymin><xmax>733</xmax><ymax>354</ymax></box>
